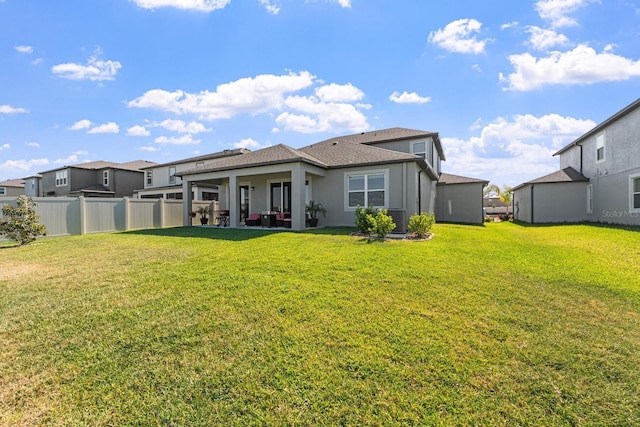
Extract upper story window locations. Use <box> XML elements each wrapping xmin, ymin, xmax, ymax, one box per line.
<box><xmin>631</xmin><ymin>174</ymin><xmax>640</xmax><ymax>211</ymax></box>
<box><xmin>412</xmin><ymin>141</ymin><xmax>426</xmax><ymax>159</ymax></box>
<box><xmin>0</xmin><ymin>187</ymin><xmax>5</xmax><ymax>196</ymax></box>
<box><xmin>196</xmin><ymin>162</ymin><xmax>204</xmax><ymax>168</ymax></box>
<box><xmin>169</xmin><ymin>166</ymin><xmax>176</xmax><ymax>184</ymax></box>
<box><xmin>103</xmin><ymin>170</ymin><xmax>109</xmax><ymax>186</ymax></box>
<box><xmin>346</xmin><ymin>171</ymin><xmax>387</xmax><ymax>209</ymax></box>
<box><xmin>146</xmin><ymin>170</ymin><xmax>153</xmax><ymax>186</ymax></box>
<box><xmin>596</xmin><ymin>133</ymin><xmax>605</xmax><ymax>163</ymax></box>
<box><xmin>56</xmin><ymin>169</ymin><xmax>68</xmax><ymax>187</ymax></box>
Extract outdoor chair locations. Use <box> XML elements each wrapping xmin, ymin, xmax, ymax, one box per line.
<box><xmin>245</xmin><ymin>213</ymin><xmax>261</xmax><ymax>226</ymax></box>
<box><xmin>216</xmin><ymin>210</ymin><xmax>230</xmax><ymax>227</ymax></box>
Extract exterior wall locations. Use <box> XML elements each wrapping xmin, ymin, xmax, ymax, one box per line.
<box><xmin>514</xmin><ymin>182</ymin><xmax>588</xmax><ymax>223</ymax></box>
<box><xmin>435</xmin><ymin>182</ymin><xmax>484</xmax><ymax>224</ymax></box>
<box><xmin>588</xmin><ymin>169</ymin><xmax>640</xmax><ymax>226</ymax></box>
<box><xmin>144</xmin><ymin>164</ymin><xmax>182</xmax><ymax>189</ymax></box>
<box><xmin>0</xmin><ymin>185</ymin><xmax>24</xmax><ymax>197</ymax></box>
<box><xmin>369</xmin><ymin>136</ymin><xmax>441</xmax><ymax>175</ymax></box>
<box><xmin>559</xmin><ymin>145</ymin><xmax>581</xmax><ymax>171</ymax></box>
<box><xmin>24</xmin><ymin>177</ymin><xmax>40</xmax><ymax>197</ymax></box>
<box><xmin>112</xmin><ymin>169</ymin><xmax>145</xmax><ymax>197</ymax></box>
<box><xmin>70</xmin><ymin>168</ymin><xmax>99</xmax><ymax>192</ymax></box>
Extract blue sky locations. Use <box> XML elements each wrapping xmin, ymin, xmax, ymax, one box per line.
<box><xmin>1</xmin><ymin>0</ymin><xmax>639</xmax><ymax>186</ymax></box>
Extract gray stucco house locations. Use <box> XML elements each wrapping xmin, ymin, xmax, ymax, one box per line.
<box><xmin>436</xmin><ymin>173</ymin><xmax>488</xmax><ymax>224</ymax></box>
<box><xmin>0</xmin><ymin>179</ymin><xmax>25</xmax><ymax>197</ymax></box>
<box><xmin>513</xmin><ymin>97</ymin><xmax>640</xmax><ymax>226</ymax></box>
<box><xmin>39</xmin><ymin>160</ymin><xmax>157</xmax><ymax>198</ymax></box>
<box><xmin>177</xmin><ymin>128</ymin><xmax>446</xmax><ymax>231</ymax></box>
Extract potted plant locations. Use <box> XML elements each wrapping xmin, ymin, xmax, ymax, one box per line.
<box><xmin>305</xmin><ymin>200</ymin><xmax>326</xmax><ymax>227</ymax></box>
<box><xmin>196</xmin><ymin>206</ymin><xmax>211</xmax><ymax>225</ymax></box>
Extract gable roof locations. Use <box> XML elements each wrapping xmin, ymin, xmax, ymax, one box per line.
<box><xmin>512</xmin><ymin>167</ymin><xmax>589</xmax><ymax>191</ymax></box>
<box><xmin>40</xmin><ymin>160</ymin><xmax>157</xmax><ymax>174</ymax></box>
<box><xmin>437</xmin><ymin>172</ymin><xmax>489</xmax><ymax>186</ymax></box>
<box><xmin>554</xmin><ymin>97</ymin><xmax>640</xmax><ymax>156</ymax></box>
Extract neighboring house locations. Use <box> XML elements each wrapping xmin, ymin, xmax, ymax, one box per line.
<box><xmin>513</xmin><ymin>97</ymin><xmax>640</xmax><ymax>226</ymax></box>
<box><xmin>483</xmin><ymin>195</ymin><xmax>511</xmax><ymax>217</ymax></box>
<box><xmin>436</xmin><ymin>173</ymin><xmax>489</xmax><ymax>224</ymax></box>
<box><xmin>23</xmin><ymin>175</ymin><xmax>41</xmax><ymax>198</ymax></box>
<box><xmin>176</xmin><ymin>128</ymin><xmax>446</xmax><ymax>231</ymax></box>
<box><xmin>134</xmin><ymin>149</ymin><xmax>249</xmax><ymax>201</ymax></box>
<box><xmin>39</xmin><ymin>160</ymin><xmax>157</xmax><ymax>198</ymax></box>
<box><xmin>0</xmin><ymin>178</ymin><xmax>25</xmax><ymax>197</ymax></box>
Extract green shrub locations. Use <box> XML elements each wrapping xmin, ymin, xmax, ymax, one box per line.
<box><xmin>355</xmin><ymin>205</ymin><xmax>376</xmax><ymax>234</ymax></box>
<box><xmin>0</xmin><ymin>196</ymin><xmax>47</xmax><ymax>245</ymax></box>
<box><xmin>407</xmin><ymin>212</ymin><xmax>435</xmax><ymax>238</ymax></box>
<box><xmin>374</xmin><ymin>209</ymin><xmax>396</xmax><ymax>238</ymax></box>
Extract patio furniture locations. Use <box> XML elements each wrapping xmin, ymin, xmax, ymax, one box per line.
<box><xmin>245</xmin><ymin>214</ymin><xmax>261</xmax><ymax>226</ymax></box>
<box><xmin>276</xmin><ymin>211</ymin><xmax>290</xmax><ymax>227</ymax></box>
<box><xmin>261</xmin><ymin>211</ymin><xmax>277</xmax><ymax>228</ymax></box>
<box><xmin>216</xmin><ymin>210</ymin><xmax>229</xmax><ymax>227</ymax></box>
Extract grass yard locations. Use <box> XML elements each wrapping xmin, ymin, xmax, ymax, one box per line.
<box><xmin>1</xmin><ymin>222</ymin><xmax>639</xmax><ymax>425</ymax></box>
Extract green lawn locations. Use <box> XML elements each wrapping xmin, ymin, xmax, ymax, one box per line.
<box><xmin>1</xmin><ymin>223</ymin><xmax>639</xmax><ymax>425</ymax></box>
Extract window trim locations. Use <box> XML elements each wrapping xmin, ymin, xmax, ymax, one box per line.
<box><xmin>0</xmin><ymin>187</ymin><xmax>5</xmax><ymax>196</ymax></box>
<box><xmin>169</xmin><ymin>166</ymin><xmax>176</xmax><ymax>185</ymax></box>
<box><xmin>630</xmin><ymin>173</ymin><xmax>640</xmax><ymax>212</ymax></box>
<box><xmin>55</xmin><ymin>169</ymin><xmax>68</xmax><ymax>187</ymax></box>
<box><xmin>411</xmin><ymin>141</ymin><xmax>426</xmax><ymax>159</ymax></box>
<box><xmin>103</xmin><ymin>170</ymin><xmax>109</xmax><ymax>187</ymax></box>
<box><xmin>146</xmin><ymin>170</ymin><xmax>153</xmax><ymax>187</ymax></box>
<box><xmin>596</xmin><ymin>132</ymin><xmax>605</xmax><ymax>163</ymax></box>
<box><xmin>586</xmin><ymin>184</ymin><xmax>593</xmax><ymax>213</ymax></box>
<box><xmin>344</xmin><ymin>169</ymin><xmax>389</xmax><ymax>211</ymax></box>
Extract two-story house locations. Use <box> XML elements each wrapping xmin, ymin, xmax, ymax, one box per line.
<box><xmin>39</xmin><ymin>160</ymin><xmax>157</xmax><ymax>198</ymax></box>
<box><xmin>134</xmin><ymin>149</ymin><xmax>249</xmax><ymax>201</ymax></box>
<box><xmin>513</xmin><ymin>98</ymin><xmax>640</xmax><ymax>226</ymax></box>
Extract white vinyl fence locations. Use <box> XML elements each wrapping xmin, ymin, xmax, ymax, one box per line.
<box><xmin>0</xmin><ymin>196</ymin><xmax>217</xmax><ymax>238</ymax></box>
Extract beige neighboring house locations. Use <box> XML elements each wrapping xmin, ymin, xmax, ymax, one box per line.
<box><xmin>177</xmin><ymin>128</ymin><xmax>447</xmax><ymax>231</ymax></box>
<box><xmin>39</xmin><ymin>160</ymin><xmax>157</xmax><ymax>198</ymax></box>
<box><xmin>134</xmin><ymin>149</ymin><xmax>249</xmax><ymax>201</ymax></box>
<box><xmin>0</xmin><ymin>178</ymin><xmax>25</xmax><ymax>197</ymax></box>
<box><xmin>513</xmin><ymin>97</ymin><xmax>640</xmax><ymax>226</ymax></box>
<box><xmin>436</xmin><ymin>173</ymin><xmax>489</xmax><ymax>224</ymax></box>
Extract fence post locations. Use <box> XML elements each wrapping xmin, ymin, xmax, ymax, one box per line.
<box><xmin>79</xmin><ymin>196</ymin><xmax>86</xmax><ymax>235</ymax></box>
<box><xmin>124</xmin><ymin>197</ymin><xmax>130</xmax><ymax>231</ymax></box>
<box><xmin>159</xmin><ymin>198</ymin><xmax>165</xmax><ymax>229</ymax></box>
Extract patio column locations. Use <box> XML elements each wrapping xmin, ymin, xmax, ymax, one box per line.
<box><xmin>229</xmin><ymin>175</ymin><xmax>238</xmax><ymax>228</ymax></box>
<box><xmin>182</xmin><ymin>180</ymin><xmax>193</xmax><ymax>226</ymax></box>
<box><xmin>290</xmin><ymin>163</ymin><xmax>306</xmax><ymax>230</ymax></box>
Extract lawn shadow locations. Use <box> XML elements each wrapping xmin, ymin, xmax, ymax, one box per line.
<box><xmin>512</xmin><ymin>220</ymin><xmax>640</xmax><ymax>232</ymax></box>
<box><xmin>120</xmin><ymin>226</ymin><xmax>356</xmax><ymax>241</ymax></box>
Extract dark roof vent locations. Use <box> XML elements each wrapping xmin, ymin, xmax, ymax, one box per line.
<box><xmin>332</xmin><ymin>142</ymin><xmax>338</xmax><ymax>145</ymax></box>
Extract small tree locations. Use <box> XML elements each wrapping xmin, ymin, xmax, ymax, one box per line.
<box><xmin>0</xmin><ymin>196</ymin><xmax>47</xmax><ymax>245</ymax></box>
<box><xmin>355</xmin><ymin>205</ymin><xmax>376</xmax><ymax>234</ymax></box>
<box><xmin>408</xmin><ymin>213</ymin><xmax>435</xmax><ymax>238</ymax></box>
<box><xmin>373</xmin><ymin>209</ymin><xmax>396</xmax><ymax>238</ymax></box>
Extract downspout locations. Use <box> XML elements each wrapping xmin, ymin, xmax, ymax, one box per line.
<box><xmin>417</xmin><ymin>170</ymin><xmax>422</xmax><ymax>214</ymax></box>
<box><xmin>530</xmin><ymin>184</ymin><xmax>535</xmax><ymax>224</ymax></box>
<box><xmin>579</xmin><ymin>144</ymin><xmax>583</xmax><ymax>174</ymax></box>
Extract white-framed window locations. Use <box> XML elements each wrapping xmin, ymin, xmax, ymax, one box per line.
<box><xmin>0</xmin><ymin>187</ymin><xmax>5</xmax><ymax>196</ymax></box>
<box><xmin>412</xmin><ymin>141</ymin><xmax>426</xmax><ymax>159</ymax></box>
<box><xmin>596</xmin><ymin>132</ymin><xmax>605</xmax><ymax>163</ymax></box>
<box><xmin>586</xmin><ymin>184</ymin><xmax>593</xmax><ymax>213</ymax></box>
<box><xmin>345</xmin><ymin>170</ymin><xmax>388</xmax><ymax>210</ymax></box>
<box><xmin>146</xmin><ymin>170</ymin><xmax>153</xmax><ymax>186</ymax></box>
<box><xmin>630</xmin><ymin>174</ymin><xmax>640</xmax><ymax>211</ymax></box>
<box><xmin>169</xmin><ymin>166</ymin><xmax>176</xmax><ymax>184</ymax></box>
<box><xmin>103</xmin><ymin>170</ymin><xmax>109</xmax><ymax>186</ymax></box>
<box><xmin>196</xmin><ymin>161</ymin><xmax>204</xmax><ymax>168</ymax></box>
<box><xmin>56</xmin><ymin>169</ymin><xmax>68</xmax><ymax>187</ymax></box>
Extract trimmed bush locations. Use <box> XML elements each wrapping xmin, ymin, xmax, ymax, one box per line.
<box><xmin>407</xmin><ymin>212</ymin><xmax>435</xmax><ymax>238</ymax></box>
<box><xmin>373</xmin><ymin>209</ymin><xmax>396</xmax><ymax>238</ymax></box>
<box><xmin>355</xmin><ymin>205</ymin><xmax>376</xmax><ymax>234</ymax></box>
<box><xmin>0</xmin><ymin>196</ymin><xmax>47</xmax><ymax>245</ymax></box>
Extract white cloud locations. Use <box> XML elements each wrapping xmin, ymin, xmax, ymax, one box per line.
<box><xmin>52</xmin><ymin>50</ymin><xmax>122</xmax><ymax>81</ymax></box>
<box><xmin>0</xmin><ymin>105</ymin><xmax>28</xmax><ymax>114</ymax></box>
<box><xmin>154</xmin><ymin>119</ymin><xmax>211</xmax><ymax>134</ymax></box>
<box><xmin>501</xmin><ymin>21</ymin><xmax>519</xmax><ymax>30</ymax></box>
<box><xmin>500</xmin><ymin>44</ymin><xmax>640</xmax><ymax>91</ymax></box>
<box><xmin>428</xmin><ymin>18</ymin><xmax>490</xmax><ymax>54</ymax></box>
<box><xmin>131</xmin><ymin>0</ymin><xmax>230</xmax><ymax>11</ymax></box>
<box><xmin>25</xmin><ymin>141</ymin><xmax>40</xmax><ymax>148</ymax></box>
<box><xmin>127</xmin><ymin>125</ymin><xmax>151</xmax><ymax>136</ymax></box>
<box><xmin>0</xmin><ymin>144</ymin><xmax>10</xmax><ymax>150</ymax></box>
<box><xmin>389</xmin><ymin>91</ymin><xmax>431</xmax><ymax>104</ymax></box>
<box><xmin>129</xmin><ymin>71</ymin><xmax>316</xmax><ymax>119</ymax></box>
<box><xmin>14</xmin><ymin>45</ymin><xmax>34</xmax><ymax>54</ymax></box>
<box><xmin>315</xmin><ymin>83</ymin><xmax>364</xmax><ymax>102</ymax></box>
<box><xmin>258</xmin><ymin>0</ymin><xmax>280</xmax><ymax>14</ymax></box>
<box><xmin>276</xmin><ymin>95</ymin><xmax>369</xmax><ymax>134</ymax></box>
<box><xmin>155</xmin><ymin>134</ymin><xmax>200</xmax><ymax>144</ymax></box>
<box><xmin>526</xmin><ymin>26</ymin><xmax>569</xmax><ymax>50</ymax></box>
<box><xmin>87</xmin><ymin>122</ymin><xmax>120</xmax><ymax>134</ymax></box>
<box><xmin>0</xmin><ymin>158</ymin><xmax>49</xmax><ymax>174</ymax></box>
<box><xmin>331</xmin><ymin>0</ymin><xmax>351</xmax><ymax>7</ymax></box>
<box><xmin>232</xmin><ymin>138</ymin><xmax>271</xmax><ymax>150</ymax></box>
<box><xmin>139</xmin><ymin>146</ymin><xmax>159</xmax><ymax>152</ymax></box>
<box><xmin>54</xmin><ymin>151</ymin><xmax>89</xmax><ymax>165</ymax></box>
<box><xmin>535</xmin><ymin>0</ymin><xmax>594</xmax><ymax>28</ymax></box>
<box><xmin>68</xmin><ymin>119</ymin><xmax>93</xmax><ymax>130</ymax></box>
<box><xmin>442</xmin><ymin>113</ymin><xmax>596</xmax><ymax>186</ymax></box>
